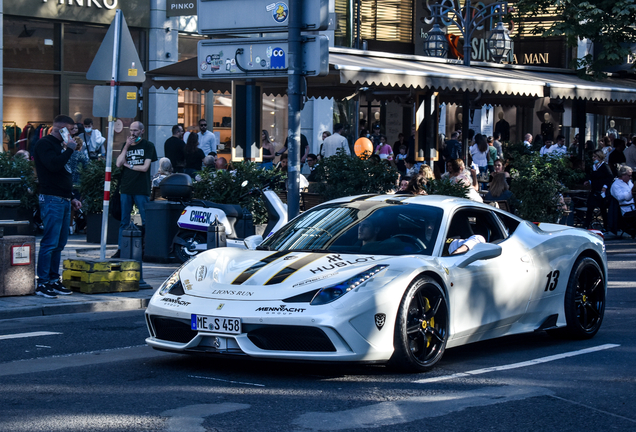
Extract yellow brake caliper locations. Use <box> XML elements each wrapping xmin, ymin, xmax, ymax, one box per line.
<box><xmin>421</xmin><ymin>297</ymin><xmax>434</xmax><ymax>348</ymax></box>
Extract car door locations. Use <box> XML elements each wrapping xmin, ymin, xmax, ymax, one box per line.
<box><xmin>439</xmin><ymin>207</ymin><xmax>536</xmax><ymax>343</ymax></box>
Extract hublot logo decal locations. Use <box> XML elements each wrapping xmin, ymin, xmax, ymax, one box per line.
<box><xmin>309</xmin><ymin>255</ymin><xmax>376</xmax><ymax>274</ymax></box>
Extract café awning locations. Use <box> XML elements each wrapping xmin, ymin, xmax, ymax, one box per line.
<box><xmin>146</xmin><ymin>47</ymin><xmax>636</xmax><ymax>103</ymax></box>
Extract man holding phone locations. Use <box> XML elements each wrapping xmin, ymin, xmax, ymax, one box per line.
<box><xmin>33</xmin><ymin>114</ymin><xmax>83</xmax><ymax>298</ymax></box>
<box><xmin>113</xmin><ymin>121</ymin><xmax>157</xmax><ymax>258</ymax></box>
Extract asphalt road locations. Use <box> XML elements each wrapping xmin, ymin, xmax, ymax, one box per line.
<box><xmin>0</xmin><ymin>239</ymin><xmax>634</xmax><ymax>432</ymax></box>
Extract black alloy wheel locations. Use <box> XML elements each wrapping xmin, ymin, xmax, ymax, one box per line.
<box><xmin>390</xmin><ymin>277</ymin><xmax>449</xmax><ymax>372</ymax></box>
<box><xmin>563</xmin><ymin>256</ymin><xmax>605</xmax><ymax>339</ymax></box>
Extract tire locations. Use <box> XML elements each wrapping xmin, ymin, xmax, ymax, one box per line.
<box><xmin>174</xmin><ymin>232</ymin><xmax>207</xmax><ymax>263</ymax></box>
<box><xmin>390</xmin><ymin>277</ymin><xmax>449</xmax><ymax>372</ymax></box>
<box><xmin>562</xmin><ymin>257</ymin><xmax>605</xmax><ymax>339</ymax></box>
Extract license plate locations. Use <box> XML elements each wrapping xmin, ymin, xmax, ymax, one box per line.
<box><xmin>191</xmin><ymin>314</ymin><xmax>242</xmax><ymax>335</ymax></box>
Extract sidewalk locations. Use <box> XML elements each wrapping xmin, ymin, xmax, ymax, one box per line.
<box><xmin>0</xmin><ymin>233</ymin><xmax>180</xmax><ymax>321</ymax></box>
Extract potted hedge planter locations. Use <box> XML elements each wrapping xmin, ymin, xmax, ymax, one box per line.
<box><xmin>78</xmin><ymin>159</ymin><xmax>121</xmax><ymax>244</ymax></box>
<box><xmin>0</xmin><ymin>152</ymin><xmax>38</xmax><ymax>235</ymax></box>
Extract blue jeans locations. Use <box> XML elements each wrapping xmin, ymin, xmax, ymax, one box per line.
<box><xmin>37</xmin><ymin>195</ymin><xmax>71</xmax><ymax>283</ymax></box>
<box><xmin>119</xmin><ymin>194</ymin><xmax>149</xmax><ymax>249</ymax></box>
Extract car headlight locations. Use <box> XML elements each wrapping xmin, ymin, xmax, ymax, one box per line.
<box><xmin>310</xmin><ymin>265</ymin><xmax>388</xmax><ymax>305</ymax></box>
<box><xmin>158</xmin><ymin>270</ymin><xmax>182</xmax><ymax>296</ymax></box>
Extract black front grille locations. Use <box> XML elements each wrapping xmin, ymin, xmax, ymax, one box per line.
<box><xmin>247</xmin><ymin>325</ymin><xmax>336</xmax><ymax>352</ymax></box>
<box><xmin>151</xmin><ymin>317</ymin><xmax>197</xmax><ymax>344</ymax></box>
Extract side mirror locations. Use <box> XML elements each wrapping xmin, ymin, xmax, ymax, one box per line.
<box><xmin>455</xmin><ymin>243</ymin><xmax>502</xmax><ymax>269</ymax></box>
<box><xmin>243</xmin><ymin>235</ymin><xmax>263</xmax><ymax>250</ymax></box>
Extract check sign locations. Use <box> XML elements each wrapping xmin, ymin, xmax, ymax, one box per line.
<box><xmin>191</xmin><ymin>314</ymin><xmax>242</xmax><ymax>335</ymax></box>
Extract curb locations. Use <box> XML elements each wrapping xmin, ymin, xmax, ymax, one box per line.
<box><xmin>0</xmin><ymin>297</ymin><xmax>150</xmax><ymax>321</ymax></box>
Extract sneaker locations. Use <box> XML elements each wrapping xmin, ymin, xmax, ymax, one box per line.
<box><xmin>111</xmin><ymin>250</ymin><xmax>121</xmax><ymax>258</ymax></box>
<box><xmin>49</xmin><ymin>279</ymin><xmax>73</xmax><ymax>296</ymax></box>
<box><xmin>35</xmin><ymin>283</ymin><xmax>57</xmax><ymax>299</ymax></box>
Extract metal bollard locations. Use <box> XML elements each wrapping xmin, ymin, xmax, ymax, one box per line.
<box><xmin>207</xmin><ymin>216</ymin><xmax>227</xmax><ymax>250</ymax></box>
<box><xmin>122</xmin><ymin>222</ymin><xmax>150</xmax><ymax>289</ymax></box>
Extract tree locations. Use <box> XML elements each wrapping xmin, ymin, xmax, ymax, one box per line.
<box><xmin>513</xmin><ymin>0</ymin><xmax>636</xmax><ymax>78</ymax></box>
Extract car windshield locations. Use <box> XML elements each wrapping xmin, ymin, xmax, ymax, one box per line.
<box><xmin>259</xmin><ymin>201</ymin><xmax>444</xmax><ymax>256</ymax></box>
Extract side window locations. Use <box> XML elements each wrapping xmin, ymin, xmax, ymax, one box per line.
<box><xmin>494</xmin><ymin>212</ymin><xmax>521</xmax><ymax>237</ymax></box>
<box><xmin>443</xmin><ymin>208</ymin><xmax>506</xmax><ymax>256</ymax></box>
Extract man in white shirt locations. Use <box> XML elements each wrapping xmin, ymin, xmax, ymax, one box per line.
<box><xmin>548</xmin><ymin>135</ymin><xmax>568</xmax><ymax>156</ymax></box>
<box><xmin>624</xmin><ymin>135</ymin><xmax>636</xmax><ymax>170</ymax></box>
<box><xmin>523</xmin><ymin>133</ymin><xmax>533</xmax><ymax>148</ymax></box>
<box><xmin>82</xmin><ymin>118</ymin><xmax>106</xmax><ymax>159</ymax></box>
<box><xmin>197</xmin><ymin>119</ymin><xmax>218</xmax><ymax>156</ymax></box>
<box><xmin>320</xmin><ymin>123</ymin><xmax>350</xmax><ymax>158</ymax></box>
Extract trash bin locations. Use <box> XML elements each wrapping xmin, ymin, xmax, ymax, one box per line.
<box><xmin>144</xmin><ymin>201</ymin><xmax>183</xmax><ymax>263</ymax></box>
<box><xmin>0</xmin><ymin>235</ymin><xmax>36</xmax><ymax>296</ymax></box>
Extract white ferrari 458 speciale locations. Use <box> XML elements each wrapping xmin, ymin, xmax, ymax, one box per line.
<box><xmin>145</xmin><ymin>194</ymin><xmax>607</xmax><ymax>372</ymax></box>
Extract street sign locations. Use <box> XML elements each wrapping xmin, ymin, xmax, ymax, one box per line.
<box><xmin>92</xmin><ymin>86</ymin><xmax>138</xmax><ymax>118</ymax></box>
<box><xmin>86</xmin><ymin>12</ymin><xmax>145</xmax><ymax>83</ymax></box>
<box><xmin>197</xmin><ymin>0</ymin><xmax>328</xmax><ymax>34</ymax></box>
<box><xmin>197</xmin><ymin>36</ymin><xmax>329</xmax><ymax>79</ymax></box>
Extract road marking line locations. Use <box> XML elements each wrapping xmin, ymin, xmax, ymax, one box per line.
<box><xmin>189</xmin><ymin>374</ymin><xmax>265</xmax><ymax>387</ymax></box>
<box><xmin>414</xmin><ymin>343</ymin><xmax>621</xmax><ymax>384</ymax></box>
<box><xmin>0</xmin><ymin>331</ymin><xmax>62</xmax><ymax>341</ymax></box>
<box><xmin>549</xmin><ymin>395</ymin><xmax>636</xmax><ymax>424</ymax></box>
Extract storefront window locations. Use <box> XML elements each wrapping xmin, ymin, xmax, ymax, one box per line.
<box><xmin>178</xmin><ymin>90</ymin><xmax>205</xmax><ymax>132</ymax></box>
<box><xmin>3</xmin><ymin>72</ymin><xmax>59</xmax><ymax>138</ymax></box>
<box><xmin>262</xmin><ymin>95</ymin><xmax>288</xmax><ymax>148</ymax></box>
<box><xmin>4</xmin><ymin>18</ymin><xmax>58</xmax><ymax>70</ymax></box>
<box><xmin>63</xmin><ymin>25</ymin><xmax>108</xmax><ymax>72</ymax></box>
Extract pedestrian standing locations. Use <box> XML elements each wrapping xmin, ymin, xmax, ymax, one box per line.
<box><xmin>164</xmin><ymin>124</ymin><xmax>186</xmax><ymax>173</ymax></box>
<box><xmin>197</xmin><ymin>119</ymin><xmax>218</xmax><ymax>156</ymax></box>
<box><xmin>321</xmin><ymin>123</ymin><xmax>350</xmax><ymax>158</ymax></box>
<box><xmin>113</xmin><ymin>121</ymin><xmax>157</xmax><ymax>258</ymax></box>
<box><xmin>81</xmin><ymin>118</ymin><xmax>106</xmax><ymax>160</ymax></box>
<box><xmin>33</xmin><ymin>114</ymin><xmax>82</xmax><ymax>298</ymax></box>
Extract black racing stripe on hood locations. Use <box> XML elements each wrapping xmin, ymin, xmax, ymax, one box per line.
<box><xmin>231</xmin><ymin>251</ymin><xmax>291</xmax><ymax>285</ymax></box>
<box><xmin>264</xmin><ymin>253</ymin><xmax>326</xmax><ymax>285</ymax></box>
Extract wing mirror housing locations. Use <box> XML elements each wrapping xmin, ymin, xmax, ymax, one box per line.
<box><xmin>455</xmin><ymin>243</ymin><xmax>503</xmax><ymax>268</ymax></box>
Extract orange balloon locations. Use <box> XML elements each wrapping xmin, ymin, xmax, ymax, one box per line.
<box><xmin>354</xmin><ymin>137</ymin><xmax>373</xmax><ymax>157</ymax></box>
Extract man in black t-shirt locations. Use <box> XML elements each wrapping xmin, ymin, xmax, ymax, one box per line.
<box><xmin>278</xmin><ymin>133</ymin><xmax>310</xmax><ymax>166</ymax></box>
<box><xmin>164</xmin><ymin>124</ymin><xmax>185</xmax><ymax>173</ymax></box>
<box><xmin>33</xmin><ymin>114</ymin><xmax>82</xmax><ymax>298</ymax></box>
<box><xmin>113</xmin><ymin>121</ymin><xmax>157</xmax><ymax>257</ymax></box>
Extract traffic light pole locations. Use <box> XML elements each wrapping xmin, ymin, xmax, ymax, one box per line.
<box><xmin>287</xmin><ymin>0</ymin><xmax>302</xmax><ymax>219</ymax></box>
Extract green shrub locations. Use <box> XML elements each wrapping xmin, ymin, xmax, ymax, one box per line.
<box><xmin>510</xmin><ymin>154</ymin><xmax>567</xmax><ymax>223</ymax></box>
<box><xmin>425</xmin><ymin>177</ymin><xmax>470</xmax><ymax>198</ymax></box>
<box><xmin>78</xmin><ymin>159</ymin><xmax>121</xmax><ymax>214</ymax></box>
<box><xmin>192</xmin><ymin>162</ymin><xmax>282</xmax><ymax>225</ymax></box>
<box><xmin>309</xmin><ymin>150</ymin><xmax>399</xmax><ymax>200</ymax></box>
<box><xmin>0</xmin><ymin>152</ymin><xmax>37</xmax><ymax>210</ymax></box>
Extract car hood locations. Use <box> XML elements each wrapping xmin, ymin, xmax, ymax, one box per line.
<box><xmin>178</xmin><ymin>248</ymin><xmax>391</xmax><ymax>301</ymax></box>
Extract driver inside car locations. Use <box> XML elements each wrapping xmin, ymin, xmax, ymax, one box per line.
<box><xmin>358</xmin><ymin>219</ymin><xmax>381</xmax><ymax>252</ymax></box>
<box><xmin>448</xmin><ymin>234</ymin><xmax>486</xmax><ymax>255</ymax></box>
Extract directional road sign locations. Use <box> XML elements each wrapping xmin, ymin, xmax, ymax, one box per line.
<box><xmin>197</xmin><ymin>0</ymin><xmax>328</xmax><ymax>34</ymax></box>
<box><xmin>197</xmin><ymin>36</ymin><xmax>329</xmax><ymax>79</ymax></box>
<box><xmin>86</xmin><ymin>12</ymin><xmax>145</xmax><ymax>83</ymax></box>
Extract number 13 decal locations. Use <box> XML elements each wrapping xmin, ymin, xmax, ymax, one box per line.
<box><xmin>545</xmin><ymin>270</ymin><xmax>560</xmax><ymax>291</ymax></box>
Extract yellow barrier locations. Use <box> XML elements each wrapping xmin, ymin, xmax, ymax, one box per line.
<box><xmin>62</xmin><ymin>259</ymin><xmax>140</xmax><ymax>294</ymax></box>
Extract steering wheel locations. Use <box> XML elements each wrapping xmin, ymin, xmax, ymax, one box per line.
<box><xmin>391</xmin><ymin>234</ymin><xmax>427</xmax><ymax>251</ymax></box>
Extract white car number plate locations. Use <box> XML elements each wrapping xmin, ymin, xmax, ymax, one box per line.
<box><xmin>191</xmin><ymin>314</ymin><xmax>241</xmax><ymax>335</ymax></box>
